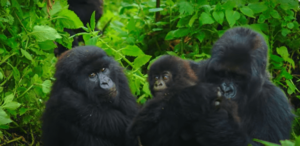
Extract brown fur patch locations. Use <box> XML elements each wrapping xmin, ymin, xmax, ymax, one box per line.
<box><xmin>182</xmin><ymin>60</ymin><xmax>198</xmax><ymax>83</ymax></box>
<box><xmin>58</xmin><ymin>49</ymin><xmax>71</xmax><ymax>60</ymax></box>
<box><xmin>253</xmin><ymin>35</ymin><xmax>263</xmax><ymax>50</ymax></box>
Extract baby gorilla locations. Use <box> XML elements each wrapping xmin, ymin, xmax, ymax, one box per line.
<box><xmin>42</xmin><ymin>46</ymin><xmax>138</xmax><ymax>146</ymax></box>
<box><xmin>148</xmin><ymin>55</ymin><xmax>199</xmax><ymax>97</ymax></box>
<box><xmin>127</xmin><ymin>55</ymin><xmax>246</xmax><ymax>146</ymax></box>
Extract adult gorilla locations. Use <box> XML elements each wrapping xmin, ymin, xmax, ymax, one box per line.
<box><xmin>42</xmin><ymin>46</ymin><xmax>138</xmax><ymax>146</ymax></box>
<box><xmin>197</xmin><ymin>27</ymin><xmax>294</xmax><ymax>145</ymax></box>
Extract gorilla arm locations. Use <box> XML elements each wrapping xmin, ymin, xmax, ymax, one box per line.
<box><xmin>242</xmin><ymin>81</ymin><xmax>294</xmax><ymax>145</ymax></box>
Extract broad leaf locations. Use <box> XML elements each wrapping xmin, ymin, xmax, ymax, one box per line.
<box><xmin>248</xmin><ymin>2</ymin><xmax>268</xmax><ymax>13</ymax></box>
<box><xmin>133</xmin><ymin>55</ymin><xmax>152</xmax><ymax>69</ymax></box>
<box><xmin>121</xmin><ymin>45</ymin><xmax>144</xmax><ymax>57</ymax></box>
<box><xmin>57</xmin><ymin>9</ymin><xmax>84</xmax><ymax>29</ymax></box>
<box><xmin>225</xmin><ymin>10</ymin><xmax>240</xmax><ymax>27</ymax></box>
<box><xmin>42</xmin><ymin>80</ymin><xmax>52</xmax><ymax>94</ymax></box>
<box><xmin>2</xmin><ymin>102</ymin><xmax>21</xmax><ymax>110</ymax></box>
<box><xmin>199</xmin><ymin>12</ymin><xmax>214</xmax><ymax>25</ymax></box>
<box><xmin>21</xmin><ymin>49</ymin><xmax>32</xmax><ymax>61</ymax></box>
<box><xmin>240</xmin><ymin>6</ymin><xmax>254</xmax><ymax>18</ymax></box>
<box><xmin>0</xmin><ymin>108</ymin><xmax>12</xmax><ymax>125</ymax></box>
<box><xmin>213</xmin><ymin>11</ymin><xmax>224</xmax><ymax>25</ymax></box>
<box><xmin>32</xmin><ymin>25</ymin><xmax>61</xmax><ymax>42</ymax></box>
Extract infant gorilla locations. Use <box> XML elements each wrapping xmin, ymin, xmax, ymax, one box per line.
<box><xmin>127</xmin><ymin>55</ymin><xmax>249</xmax><ymax>146</ymax></box>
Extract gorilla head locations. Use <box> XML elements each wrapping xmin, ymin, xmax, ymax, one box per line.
<box><xmin>55</xmin><ymin>46</ymin><xmax>122</xmax><ymax>102</ymax></box>
<box><xmin>205</xmin><ymin>27</ymin><xmax>268</xmax><ymax>99</ymax></box>
<box><xmin>148</xmin><ymin>55</ymin><xmax>198</xmax><ymax>97</ymax></box>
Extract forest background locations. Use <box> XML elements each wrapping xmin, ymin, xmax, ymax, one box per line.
<box><xmin>0</xmin><ymin>0</ymin><xmax>299</xmax><ymax>145</ymax></box>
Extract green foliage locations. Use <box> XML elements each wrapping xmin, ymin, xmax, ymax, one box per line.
<box><xmin>0</xmin><ymin>0</ymin><xmax>299</xmax><ymax>145</ymax></box>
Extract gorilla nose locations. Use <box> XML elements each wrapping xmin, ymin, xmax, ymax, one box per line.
<box><xmin>155</xmin><ymin>82</ymin><xmax>163</xmax><ymax>87</ymax></box>
<box><xmin>221</xmin><ymin>82</ymin><xmax>232</xmax><ymax>93</ymax></box>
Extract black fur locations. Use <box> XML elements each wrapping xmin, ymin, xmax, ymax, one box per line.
<box><xmin>128</xmin><ymin>55</ymin><xmax>249</xmax><ymax>146</ymax></box>
<box><xmin>198</xmin><ymin>27</ymin><xmax>294</xmax><ymax>145</ymax></box>
<box><xmin>54</xmin><ymin>0</ymin><xmax>103</xmax><ymax>57</ymax></box>
<box><xmin>42</xmin><ymin>46</ymin><xmax>138</xmax><ymax>146</ymax></box>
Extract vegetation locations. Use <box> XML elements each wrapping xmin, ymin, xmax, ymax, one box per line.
<box><xmin>0</xmin><ymin>0</ymin><xmax>299</xmax><ymax>145</ymax></box>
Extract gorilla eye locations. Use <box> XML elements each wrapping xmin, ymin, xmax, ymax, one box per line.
<box><xmin>89</xmin><ymin>73</ymin><xmax>96</xmax><ymax>78</ymax></box>
<box><xmin>101</xmin><ymin>68</ymin><xmax>106</xmax><ymax>72</ymax></box>
<box><xmin>154</xmin><ymin>76</ymin><xmax>159</xmax><ymax>80</ymax></box>
<box><xmin>163</xmin><ymin>75</ymin><xmax>169</xmax><ymax>80</ymax></box>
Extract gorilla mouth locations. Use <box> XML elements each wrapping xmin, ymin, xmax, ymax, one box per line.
<box><xmin>108</xmin><ymin>86</ymin><xmax>118</xmax><ymax>98</ymax></box>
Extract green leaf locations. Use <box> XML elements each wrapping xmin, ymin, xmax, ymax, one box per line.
<box><xmin>85</xmin><ymin>36</ymin><xmax>99</xmax><ymax>46</ymax></box>
<box><xmin>286</xmin><ymin>80</ymin><xmax>297</xmax><ymax>95</ymax></box>
<box><xmin>38</xmin><ymin>40</ymin><xmax>57</xmax><ymax>50</ymax></box>
<box><xmin>49</xmin><ymin>1</ymin><xmax>62</xmax><ymax>16</ymax></box>
<box><xmin>248</xmin><ymin>2</ymin><xmax>268</xmax><ymax>13</ymax></box>
<box><xmin>12</xmin><ymin>67</ymin><xmax>20</xmax><ymax>81</ymax></box>
<box><xmin>276</xmin><ymin>46</ymin><xmax>290</xmax><ymax>59</ymax></box>
<box><xmin>188</xmin><ymin>14</ymin><xmax>198</xmax><ymax>27</ymax></box>
<box><xmin>281</xmin><ymin>28</ymin><xmax>290</xmax><ymax>37</ymax></box>
<box><xmin>276</xmin><ymin>46</ymin><xmax>295</xmax><ymax>68</ymax></box>
<box><xmin>19</xmin><ymin>107</ymin><xmax>27</xmax><ymax>116</ymax></box>
<box><xmin>90</xmin><ymin>11</ymin><xmax>96</xmax><ymax>31</ymax></box>
<box><xmin>258</xmin><ymin>14</ymin><xmax>267</xmax><ymax>23</ymax></box>
<box><xmin>133</xmin><ymin>55</ymin><xmax>152</xmax><ymax>69</ymax></box>
<box><xmin>240</xmin><ymin>6</ymin><xmax>254</xmax><ymax>18</ymax></box>
<box><xmin>121</xmin><ymin>45</ymin><xmax>144</xmax><ymax>57</ymax></box>
<box><xmin>287</xmin><ymin>22</ymin><xmax>294</xmax><ymax>29</ymax></box>
<box><xmin>213</xmin><ymin>11</ymin><xmax>224</xmax><ymax>25</ymax></box>
<box><xmin>32</xmin><ymin>25</ymin><xmax>62</xmax><ymax>42</ymax></box>
<box><xmin>199</xmin><ymin>12</ymin><xmax>214</xmax><ymax>25</ymax></box>
<box><xmin>196</xmin><ymin>31</ymin><xmax>206</xmax><ymax>42</ymax></box>
<box><xmin>0</xmin><ymin>72</ymin><xmax>3</xmax><ymax>80</ymax></box>
<box><xmin>4</xmin><ymin>94</ymin><xmax>14</xmax><ymax>104</ymax></box>
<box><xmin>0</xmin><ymin>48</ymin><xmax>4</xmax><ymax>54</ymax></box>
<box><xmin>174</xmin><ymin>28</ymin><xmax>190</xmax><ymax>37</ymax></box>
<box><xmin>0</xmin><ymin>87</ymin><xmax>3</xmax><ymax>93</ymax></box>
<box><xmin>253</xmin><ymin>139</ymin><xmax>280</xmax><ymax>146</ymax></box>
<box><xmin>270</xmin><ymin>10</ymin><xmax>281</xmax><ymax>19</ymax></box>
<box><xmin>21</xmin><ymin>49</ymin><xmax>33</xmax><ymax>61</ymax></box>
<box><xmin>166</xmin><ymin>51</ymin><xmax>178</xmax><ymax>56</ymax></box>
<box><xmin>149</xmin><ymin>8</ymin><xmax>163</xmax><ymax>13</ymax></box>
<box><xmin>2</xmin><ymin>102</ymin><xmax>21</xmax><ymax>110</ymax></box>
<box><xmin>42</xmin><ymin>80</ymin><xmax>52</xmax><ymax>94</ymax></box>
<box><xmin>165</xmin><ymin>28</ymin><xmax>190</xmax><ymax>40</ymax></box>
<box><xmin>142</xmin><ymin>82</ymin><xmax>151</xmax><ymax>96</ymax></box>
<box><xmin>0</xmin><ymin>108</ymin><xmax>12</xmax><ymax>125</ymax></box>
<box><xmin>225</xmin><ymin>10</ymin><xmax>240</xmax><ymax>27</ymax></box>
<box><xmin>295</xmin><ymin>135</ymin><xmax>300</xmax><ymax>146</ymax></box>
<box><xmin>57</xmin><ymin>9</ymin><xmax>84</xmax><ymax>29</ymax></box>
<box><xmin>178</xmin><ymin>1</ymin><xmax>194</xmax><ymax>16</ymax></box>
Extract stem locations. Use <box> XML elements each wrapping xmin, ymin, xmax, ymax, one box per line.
<box><xmin>1</xmin><ymin>136</ymin><xmax>23</xmax><ymax>145</ymax></box>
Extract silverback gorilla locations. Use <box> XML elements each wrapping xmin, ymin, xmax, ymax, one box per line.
<box><xmin>54</xmin><ymin>0</ymin><xmax>104</xmax><ymax>57</ymax></box>
<box><xmin>42</xmin><ymin>46</ymin><xmax>138</xmax><ymax>146</ymax></box>
<box><xmin>197</xmin><ymin>27</ymin><xmax>294</xmax><ymax>145</ymax></box>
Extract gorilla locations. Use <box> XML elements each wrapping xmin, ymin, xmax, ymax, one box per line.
<box><xmin>197</xmin><ymin>27</ymin><xmax>294</xmax><ymax>145</ymax></box>
<box><xmin>54</xmin><ymin>0</ymin><xmax>104</xmax><ymax>57</ymax></box>
<box><xmin>42</xmin><ymin>46</ymin><xmax>138</xmax><ymax>146</ymax></box>
<box><xmin>127</xmin><ymin>55</ymin><xmax>249</xmax><ymax>146</ymax></box>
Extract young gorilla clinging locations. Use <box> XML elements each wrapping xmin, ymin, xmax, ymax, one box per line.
<box><xmin>127</xmin><ymin>55</ymin><xmax>249</xmax><ymax>146</ymax></box>
<box><xmin>42</xmin><ymin>46</ymin><xmax>138</xmax><ymax>146</ymax></box>
<box><xmin>198</xmin><ymin>27</ymin><xmax>294</xmax><ymax>145</ymax></box>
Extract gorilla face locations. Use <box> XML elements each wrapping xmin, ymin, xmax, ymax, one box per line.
<box><xmin>78</xmin><ymin>55</ymin><xmax>120</xmax><ymax>100</ymax></box>
<box><xmin>206</xmin><ymin>63</ymin><xmax>250</xmax><ymax>99</ymax></box>
<box><xmin>148</xmin><ymin>55</ymin><xmax>198</xmax><ymax>97</ymax></box>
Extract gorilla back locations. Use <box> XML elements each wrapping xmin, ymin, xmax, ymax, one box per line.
<box><xmin>42</xmin><ymin>46</ymin><xmax>138</xmax><ymax>146</ymax></box>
